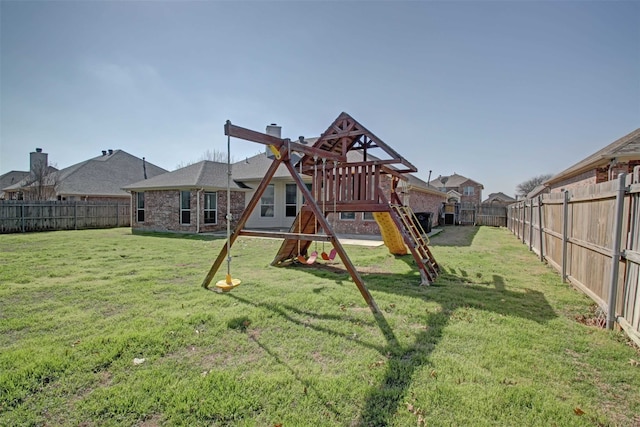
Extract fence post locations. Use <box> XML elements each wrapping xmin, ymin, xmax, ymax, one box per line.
<box><xmin>521</xmin><ymin>201</ymin><xmax>526</xmax><ymax>243</ymax></box>
<box><xmin>538</xmin><ymin>195</ymin><xmax>544</xmax><ymax>262</ymax></box>
<box><xmin>21</xmin><ymin>203</ymin><xmax>25</xmax><ymax>233</ymax></box>
<box><xmin>529</xmin><ymin>200</ymin><xmax>534</xmax><ymax>251</ymax></box>
<box><xmin>74</xmin><ymin>202</ymin><xmax>77</xmax><ymax>230</ymax></box>
<box><xmin>606</xmin><ymin>174</ymin><xmax>626</xmax><ymax>329</ymax></box>
<box><xmin>562</xmin><ymin>190</ymin><xmax>569</xmax><ymax>282</ymax></box>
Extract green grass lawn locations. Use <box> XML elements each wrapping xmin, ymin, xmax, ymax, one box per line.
<box><xmin>1</xmin><ymin>226</ymin><xmax>639</xmax><ymax>426</ymax></box>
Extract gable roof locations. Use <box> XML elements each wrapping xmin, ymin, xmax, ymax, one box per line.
<box><xmin>123</xmin><ymin>160</ymin><xmax>244</xmax><ymax>191</ymax></box>
<box><xmin>0</xmin><ymin>171</ymin><xmax>30</xmax><ymax>198</ymax></box>
<box><xmin>299</xmin><ymin>112</ymin><xmax>417</xmax><ymax>173</ymax></box>
<box><xmin>546</xmin><ymin>128</ymin><xmax>640</xmax><ymax>185</ymax></box>
<box><xmin>6</xmin><ymin>150</ymin><xmax>168</xmax><ymax>197</ymax></box>
<box><xmin>429</xmin><ymin>173</ymin><xmax>484</xmax><ymax>189</ymax></box>
<box><xmin>483</xmin><ymin>192</ymin><xmax>516</xmax><ymax>203</ymax></box>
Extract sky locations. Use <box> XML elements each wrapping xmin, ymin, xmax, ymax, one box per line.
<box><xmin>1</xmin><ymin>0</ymin><xmax>639</xmax><ymax>198</ymax></box>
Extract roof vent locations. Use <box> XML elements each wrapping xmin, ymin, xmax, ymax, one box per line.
<box><xmin>36</xmin><ymin>148</ymin><xmax>43</xmax><ymax>153</ymax></box>
<box><xmin>108</xmin><ymin>149</ymin><xmax>114</xmax><ymax>155</ymax></box>
<box><xmin>102</xmin><ymin>150</ymin><xmax>107</xmax><ymax>156</ymax></box>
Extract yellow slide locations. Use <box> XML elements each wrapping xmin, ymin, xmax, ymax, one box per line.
<box><xmin>373</xmin><ymin>212</ymin><xmax>407</xmax><ymax>255</ymax></box>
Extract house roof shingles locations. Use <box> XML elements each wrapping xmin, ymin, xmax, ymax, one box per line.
<box><xmin>429</xmin><ymin>173</ymin><xmax>484</xmax><ymax>189</ymax></box>
<box><xmin>123</xmin><ymin>160</ymin><xmax>242</xmax><ymax>191</ymax></box>
<box><xmin>4</xmin><ymin>150</ymin><xmax>168</xmax><ymax>197</ymax></box>
<box><xmin>546</xmin><ymin>128</ymin><xmax>640</xmax><ymax>185</ymax></box>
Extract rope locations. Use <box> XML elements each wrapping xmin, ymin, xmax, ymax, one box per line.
<box><xmin>225</xmin><ymin>133</ymin><xmax>232</xmax><ymax>278</ymax></box>
<box><xmin>313</xmin><ymin>155</ymin><xmax>318</xmax><ymax>251</ymax></box>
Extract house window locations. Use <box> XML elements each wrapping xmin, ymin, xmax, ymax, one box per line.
<box><xmin>363</xmin><ymin>212</ymin><xmax>374</xmax><ymax>221</ymax></box>
<box><xmin>180</xmin><ymin>191</ymin><xmax>191</xmax><ymax>224</ymax></box>
<box><xmin>261</xmin><ymin>185</ymin><xmax>275</xmax><ymax>217</ymax></box>
<box><xmin>137</xmin><ymin>192</ymin><xmax>145</xmax><ymax>222</ymax></box>
<box><xmin>340</xmin><ymin>212</ymin><xmax>355</xmax><ymax>220</ymax></box>
<box><xmin>285</xmin><ymin>184</ymin><xmax>297</xmax><ymax>217</ymax></box>
<box><xmin>463</xmin><ymin>186</ymin><xmax>475</xmax><ymax>196</ymax></box>
<box><xmin>204</xmin><ymin>192</ymin><xmax>217</xmax><ymax>224</ymax></box>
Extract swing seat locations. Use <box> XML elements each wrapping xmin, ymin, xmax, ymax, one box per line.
<box><xmin>306</xmin><ymin>251</ymin><xmax>318</xmax><ymax>264</ymax></box>
<box><xmin>321</xmin><ymin>249</ymin><xmax>337</xmax><ymax>261</ymax></box>
<box><xmin>215</xmin><ymin>275</ymin><xmax>242</xmax><ymax>292</ymax></box>
<box><xmin>297</xmin><ymin>255</ymin><xmax>308</xmax><ymax>264</ymax></box>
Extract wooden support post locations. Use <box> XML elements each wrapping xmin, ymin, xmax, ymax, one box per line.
<box><xmin>538</xmin><ymin>196</ymin><xmax>544</xmax><ymax>262</ymax></box>
<box><xmin>607</xmin><ymin>174</ymin><xmax>626</xmax><ymax>329</ymax></box>
<box><xmin>202</xmin><ymin>154</ymin><xmax>285</xmax><ymax>289</ymax></box>
<box><xmin>529</xmin><ymin>200</ymin><xmax>534</xmax><ymax>251</ymax></box>
<box><xmin>562</xmin><ymin>190</ymin><xmax>569</xmax><ymax>282</ymax></box>
<box><xmin>284</xmin><ymin>161</ymin><xmax>380</xmax><ymax>314</ymax></box>
<box><xmin>521</xmin><ymin>202</ymin><xmax>526</xmax><ymax>243</ymax></box>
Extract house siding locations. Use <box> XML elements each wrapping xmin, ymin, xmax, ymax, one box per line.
<box><xmin>131</xmin><ymin>189</ymin><xmax>245</xmax><ymax>234</ymax></box>
<box><xmin>549</xmin><ymin>161</ymin><xmax>640</xmax><ymax>193</ymax></box>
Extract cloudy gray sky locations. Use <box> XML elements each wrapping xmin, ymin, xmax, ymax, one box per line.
<box><xmin>1</xmin><ymin>0</ymin><xmax>638</xmax><ymax>198</ymax></box>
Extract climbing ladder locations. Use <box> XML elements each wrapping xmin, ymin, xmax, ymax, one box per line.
<box><xmin>390</xmin><ymin>204</ymin><xmax>440</xmax><ymax>284</ymax></box>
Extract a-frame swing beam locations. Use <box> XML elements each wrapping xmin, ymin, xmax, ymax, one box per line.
<box><xmin>202</xmin><ymin>149</ymin><xmax>284</xmax><ymax>289</ymax></box>
<box><xmin>203</xmin><ymin>121</ymin><xmax>380</xmax><ymax>314</ymax></box>
<box><xmin>224</xmin><ymin>122</ymin><xmax>346</xmax><ymax>163</ymax></box>
<box><xmin>283</xmin><ymin>160</ymin><xmax>379</xmax><ymax>313</ymax></box>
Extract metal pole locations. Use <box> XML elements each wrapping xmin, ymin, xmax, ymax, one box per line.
<box><xmin>562</xmin><ymin>190</ymin><xmax>569</xmax><ymax>282</ymax></box>
<box><xmin>606</xmin><ymin>173</ymin><xmax>627</xmax><ymax>329</ymax></box>
<box><xmin>538</xmin><ymin>195</ymin><xmax>544</xmax><ymax>262</ymax></box>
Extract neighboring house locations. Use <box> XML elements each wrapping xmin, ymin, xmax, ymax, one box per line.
<box><xmin>1</xmin><ymin>148</ymin><xmax>58</xmax><ymax>200</ymax></box>
<box><xmin>545</xmin><ymin>128</ymin><xmax>640</xmax><ymax>192</ymax></box>
<box><xmin>429</xmin><ymin>173</ymin><xmax>484</xmax><ymax>206</ymax></box>
<box><xmin>123</xmin><ymin>161</ymin><xmax>249</xmax><ymax>234</ymax></box>
<box><xmin>3</xmin><ymin>149</ymin><xmax>167</xmax><ymax>202</ymax></box>
<box><xmin>0</xmin><ymin>171</ymin><xmax>30</xmax><ymax>200</ymax></box>
<box><xmin>483</xmin><ymin>192</ymin><xmax>516</xmax><ymax>205</ymax></box>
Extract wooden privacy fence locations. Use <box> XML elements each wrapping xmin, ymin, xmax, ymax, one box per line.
<box><xmin>476</xmin><ymin>204</ymin><xmax>508</xmax><ymax>227</ymax></box>
<box><xmin>507</xmin><ymin>168</ymin><xmax>640</xmax><ymax>346</ymax></box>
<box><xmin>0</xmin><ymin>201</ymin><xmax>130</xmax><ymax>233</ymax></box>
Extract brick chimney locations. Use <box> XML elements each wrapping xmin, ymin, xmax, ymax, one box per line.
<box><xmin>265</xmin><ymin>123</ymin><xmax>282</xmax><ymax>159</ymax></box>
<box><xmin>30</xmin><ymin>148</ymin><xmax>48</xmax><ymax>174</ymax></box>
<box><xmin>265</xmin><ymin>123</ymin><xmax>281</xmax><ymax>138</ymax></box>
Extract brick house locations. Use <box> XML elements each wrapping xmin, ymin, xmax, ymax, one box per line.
<box><xmin>122</xmin><ymin>161</ymin><xmax>248</xmax><ymax>234</ymax></box>
<box><xmin>429</xmin><ymin>173</ymin><xmax>484</xmax><ymax>206</ymax></box>
<box><xmin>3</xmin><ymin>148</ymin><xmax>166</xmax><ymax>202</ymax></box>
<box><xmin>545</xmin><ymin>128</ymin><xmax>640</xmax><ymax>192</ymax></box>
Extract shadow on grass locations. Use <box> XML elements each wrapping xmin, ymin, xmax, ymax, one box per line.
<box><xmin>272</xmin><ymin>258</ymin><xmax>557</xmax><ymax>426</ymax></box>
<box><xmin>429</xmin><ymin>225</ymin><xmax>480</xmax><ymax>247</ymax></box>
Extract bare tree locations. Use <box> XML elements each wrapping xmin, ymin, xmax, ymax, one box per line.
<box><xmin>23</xmin><ymin>160</ymin><xmax>59</xmax><ymax>201</ymax></box>
<box><xmin>175</xmin><ymin>149</ymin><xmax>233</xmax><ymax>169</ymax></box>
<box><xmin>516</xmin><ymin>173</ymin><xmax>553</xmax><ymax>197</ymax></box>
